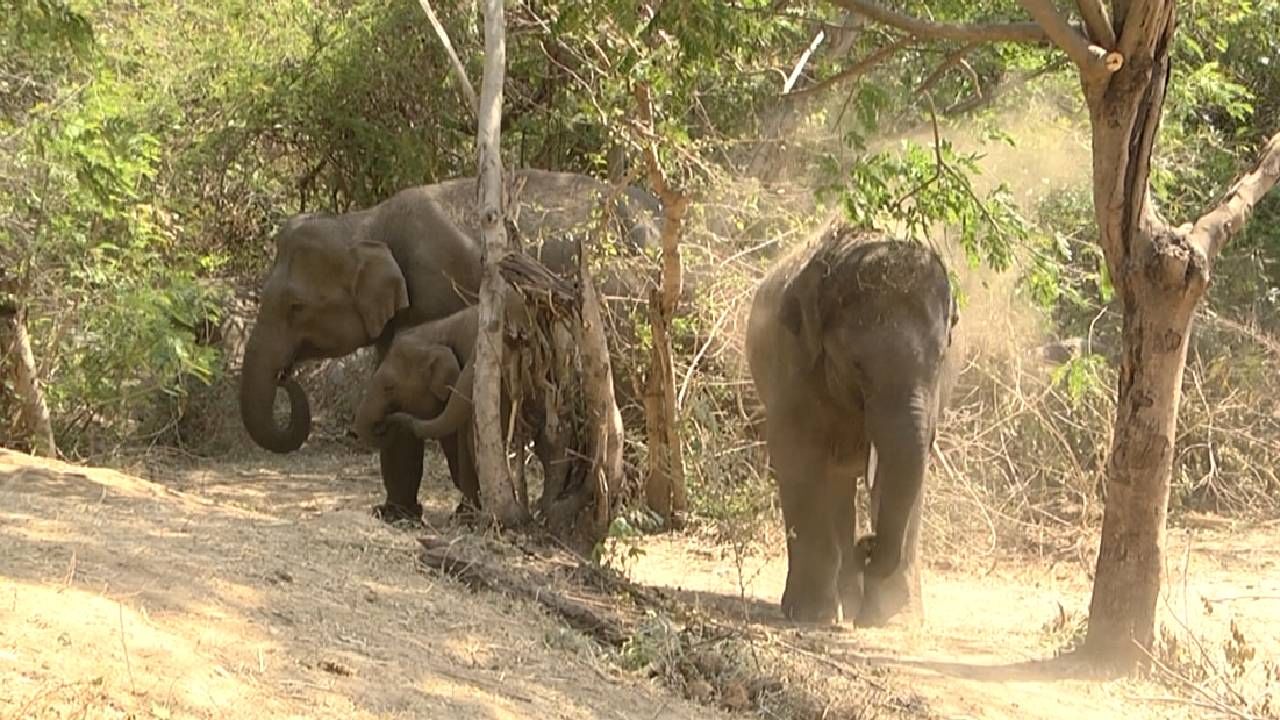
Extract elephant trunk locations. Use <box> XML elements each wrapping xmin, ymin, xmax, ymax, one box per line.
<box><xmin>408</xmin><ymin>363</ymin><xmax>475</xmax><ymax>438</ymax></box>
<box><xmin>239</xmin><ymin>324</ymin><xmax>311</xmax><ymax>453</ymax></box>
<box><xmin>863</xmin><ymin>390</ymin><xmax>933</xmax><ymax>579</ymax></box>
<box><xmin>353</xmin><ymin>385</ymin><xmax>390</xmax><ymax>449</ymax></box>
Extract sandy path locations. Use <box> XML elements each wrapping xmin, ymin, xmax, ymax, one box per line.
<box><xmin>3</xmin><ymin>445</ymin><xmax>1275</xmax><ymax>719</ymax></box>
<box><xmin>0</xmin><ymin>447</ymin><xmax>734</xmax><ymax>720</ymax></box>
<box><xmin>627</xmin><ymin>519</ymin><xmax>1280</xmax><ymax>720</ymax></box>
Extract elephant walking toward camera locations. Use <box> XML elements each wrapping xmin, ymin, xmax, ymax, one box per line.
<box><xmin>745</xmin><ymin>223</ymin><xmax>957</xmax><ymax>626</ymax></box>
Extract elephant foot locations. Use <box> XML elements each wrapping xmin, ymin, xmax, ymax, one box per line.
<box><xmin>372</xmin><ymin>502</ymin><xmax>425</xmax><ymax>527</ymax></box>
<box><xmin>780</xmin><ymin>588</ymin><xmax>839</xmax><ymax>625</ymax></box>
<box><xmin>451</xmin><ymin>500</ymin><xmax>484</xmax><ymax>526</ymax></box>
<box><xmin>856</xmin><ymin>573</ymin><xmax>915</xmax><ymax>627</ymax></box>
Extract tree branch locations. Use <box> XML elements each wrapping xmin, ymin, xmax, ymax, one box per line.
<box><xmin>785</xmin><ymin>36</ymin><xmax>910</xmax><ymax>98</ymax></box>
<box><xmin>1075</xmin><ymin>0</ymin><xmax>1117</xmax><ymax>48</ymax></box>
<box><xmin>827</xmin><ymin>0</ymin><xmax>1049</xmax><ymax>43</ymax></box>
<box><xmin>1016</xmin><ymin>0</ymin><xmax>1121</xmax><ymax>75</ymax></box>
<box><xmin>914</xmin><ymin>42</ymin><xmax>978</xmax><ymax>95</ymax></box>
<box><xmin>418</xmin><ymin>0</ymin><xmax>479</xmax><ymax>119</ymax></box>
<box><xmin>1187</xmin><ymin>131</ymin><xmax>1280</xmax><ymax>261</ymax></box>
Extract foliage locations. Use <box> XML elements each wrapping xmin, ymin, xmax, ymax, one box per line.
<box><xmin>819</xmin><ymin>133</ymin><xmax>1029</xmax><ymax>269</ymax></box>
<box><xmin>1</xmin><ymin>3</ymin><xmax>222</xmax><ymax>454</ymax></box>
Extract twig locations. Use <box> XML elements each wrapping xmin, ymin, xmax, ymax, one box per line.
<box><xmin>118</xmin><ymin>602</ymin><xmax>135</xmax><ymax>693</ymax></box>
<box><xmin>827</xmin><ymin>0</ymin><xmax>1049</xmax><ymax>43</ymax></box>
<box><xmin>914</xmin><ymin>42</ymin><xmax>978</xmax><ymax>96</ymax></box>
<box><xmin>785</xmin><ymin>37</ymin><xmax>910</xmax><ymax>98</ymax></box>
<box><xmin>1137</xmin><ymin>642</ymin><xmax>1263</xmax><ymax>720</ymax></box>
<box><xmin>417</xmin><ymin>0</ymin><xmax>479</xmax><ymax>118</ymax></box>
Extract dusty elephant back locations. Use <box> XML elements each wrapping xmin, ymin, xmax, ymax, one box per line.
<box><xmin>412</xmin><ymin>169</ymin><xmax>660</xmax><ymax>256</ymax></box>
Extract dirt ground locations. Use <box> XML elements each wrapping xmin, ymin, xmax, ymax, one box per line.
<box><xmin>2</xmin><ymin>445</ymin><xmax>1277</xmax><ymax>720</ymax></box>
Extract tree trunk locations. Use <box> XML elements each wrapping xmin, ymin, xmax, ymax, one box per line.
<box><xmin>472</xmin><ymin>0</ymin><xmax>528</xmax><ymax>527</ymax></box>
<box><xmin>634</xmin><ymin>84</ymin><xmax>689</xmax><ymax>527</ymax></box>
<box><xmin>1079</xmin><ymin>4</ymin><xmax>1189</xmax><ymax>665</ymax></box>
<box><xmin>0</xmin><ymin>302</ymin><xmax>57</xmax><ymax>458</ymax></box>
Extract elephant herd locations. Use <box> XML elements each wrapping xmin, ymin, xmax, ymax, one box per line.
<box><xmin>239</xmin><ymin>171</ymin><xmax>958</xmax><ymax>627</ymax></box>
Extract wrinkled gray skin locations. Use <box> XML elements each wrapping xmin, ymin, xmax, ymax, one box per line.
<box><xmin>746</xmin><ymin>225</ymin><xmax>957</xmax><ymax>626</ymax></box>
<box><xmin>352</xmin><ymin>304</ymin><xmax>563</xmax><ymax>518</ymax></box>
<box><xmin>352</xmin><ymin>307</ymin><xmax>476</xmax><ymax>513</ymax></box>
<box><xmin>239</xmin><ymin>170</ymin><xmax>659</xmax><ymax>523</ymax></box>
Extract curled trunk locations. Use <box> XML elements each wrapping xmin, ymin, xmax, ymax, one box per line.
<box><xmin>406</xmin><ymin>364</ymin><xmax>475</xmax><ymax>439</ymax></box>
<box><xmin>239</xmin><ymin>329</ymin><xmax>311</xmax><ymax>453</ymax></box>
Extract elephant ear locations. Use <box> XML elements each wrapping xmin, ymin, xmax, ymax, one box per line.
<box><xmin>779</xmin><ymin>260</ymin><xmax>827</xmax><ymax>367</ymax></box>
<box><xmin>350</xmin><ymin>240</ymin><xmax>409</xmax><ymax>339</ymax></box>
<box><xmin>422</xmin><ymin>345</ymin><xmax>462</xmax><ymax>402</ymax></box>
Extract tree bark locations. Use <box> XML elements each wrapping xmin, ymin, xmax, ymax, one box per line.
<box><xmin>1078</xmin><ymin>2</ymin><xmax>1182</xmax><ymax>666</ymax></box>
<box><xmin>635</xmin><ymin>84</ymin><xmax>689</xmax><ymax>527</ymax></box>
<box><xmin>472</xmin><ymin>0</ymin><xmax>528</xmax><ymax>527</ymax></box>
<box><xmin>0</xmin><ymin>303</ymin><xmax>57</xmax><ymax>458</ymax></box>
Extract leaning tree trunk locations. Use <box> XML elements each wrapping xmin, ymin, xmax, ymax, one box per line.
<box><xmin>471</xmin><ymin>0</ymin><xmax>528</xmax><ymax>526</ymax></box>
<box><xmin>0</xmin><ymin>300</ymin><xmax>57</xmax><ymax>458</ymax></box>
<box><xmin>634</xmin><ymin>83</ymin><xmax>689</xmax><ymax>527</ymax></box>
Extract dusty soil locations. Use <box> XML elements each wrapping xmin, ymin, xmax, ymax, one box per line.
<box><xmin>3</xmin><ymin>445</ymin><xmax>1277</xmax><ymax>720</ymax></box>
<box><xmin>0</xmin><ymin>446</ymin><xmax>737</xmax><ymax>720</ymax></box>
<box><xmin>628</xmin><ymin>519</ymin><xmax>1280</xmax><ymax>720</ymax></box>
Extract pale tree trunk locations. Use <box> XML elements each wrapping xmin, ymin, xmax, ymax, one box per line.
<box><xmin>0</xmin><ymin>302</ymin><xmax>57</xmax><ymax>458</ymax></box>
<box><xmin>634</xmin><ymin>84</ymin><xmax>689</xmax><ymax>527</ymax></box>
<box><xmin>472</xmin><ymin>0</ymin><xmax>528</xmax><ymax>526</ymax></box>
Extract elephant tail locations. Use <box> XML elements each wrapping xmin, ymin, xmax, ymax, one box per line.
<box><xmin>407</xmin><ymin>363</ymin><xmax>475</xmax><ymax>438</ymax></box>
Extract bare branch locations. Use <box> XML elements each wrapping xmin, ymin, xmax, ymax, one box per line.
<box><xmin>784</xmin><ymin>29</ymin><xmax>826</xmax><ymax>93</ymax></box>
<box><xmin>914</xmin><ymin>42</ymin><xmax>978</xmax><ymax>95</ymax></box>
<box><xmin>827</xmin><ymin>0</ymin><xmax>1049</xmax><ymax>43</ymax></box>
<box><xmin>1187</xmin><ymin>131</ymin><xmax>1280</xmax><ymax>261</ymax></box>
<box><xmin>1016</xmin><ymin>0</ymin><xmax>1121</xmax><ymax>75</ymax></box>
<box><xmin>1075</xmin><ymin>0</ymin><xmax>1117</xmax><ymax>48</ymax></box>
<box><xmin>785</xmin><ymin>37</ymin><xmax>910</xmax><ymax>98</ymax></box>
<box><xmin>418</xmin><ymin>0</ymin><xmax>479</xmax><ymax>118</ymax></box>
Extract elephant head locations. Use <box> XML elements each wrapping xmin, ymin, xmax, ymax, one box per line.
<box><xmin>240</xmin><ymin>212</ymin><xmax>409</xmax><ymax>453</ymax></box>
<box><xmin>354</xmin><ymin>338</ymin><xmax>463</xmax><ymax>448</ymax></box>
<box><xmin>779</xmin><ymin>234</ymin><xmax>956</xmax><ymax>581</ymax></box>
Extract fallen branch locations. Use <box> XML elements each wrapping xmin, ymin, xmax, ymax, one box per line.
<box><xmin>419</xmin><ymin>536</ymin><xmax>630</xmax><ymax>647</ymax></box>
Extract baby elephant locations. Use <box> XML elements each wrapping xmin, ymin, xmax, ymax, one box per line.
<box><xmin>354</xmin><ymin>304</ymin><xmax>564</xmax><ymax>518</ymax></box>
<box><xmin>746</xmin><ymin>222</ymin><xmax>957</xmax><ymax>626</ymax></box>
<box><xmin>355</xmin><ymin>307</ymin><xmax>479</xmax><ymax>513</ymax></box>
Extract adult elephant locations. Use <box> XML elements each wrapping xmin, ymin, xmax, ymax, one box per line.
<box><xmin>239</xmin><ymin>170</ymin><xmax>658</xmax><ymax>522</ymax></box>
<box><xmin>745</xmin><ymin>222</ymin><xmax>957</xmax><ymax>626</ymax></box>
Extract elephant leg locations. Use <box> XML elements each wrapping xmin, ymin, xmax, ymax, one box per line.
<box><xmin>452</xmin><ymin>425</ymin><xmax>482</xmax><ymax>523</ymax></box>
<box><xmin>772</xmin><ymin>423</ymin><xmax>840</xmax><ymax>623</ymax></box>
<box><xmin>858</xmin><ymin>472</ymin><xmax>925</xmax><ymax>626</ymax></box>
<box><xmin>373</xmin><ymin>428</ymin><xmax>425</xmax><ymax>525</ymax></box>
<box><xmin>834</xmin><ymin>441</ymin><xmax>871</xmax><ymax>622</ymax></box>
<box><xmin>439</xmin><ymin>433</ymin><xmax>462</xmax><ymax>493</ymax></box>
